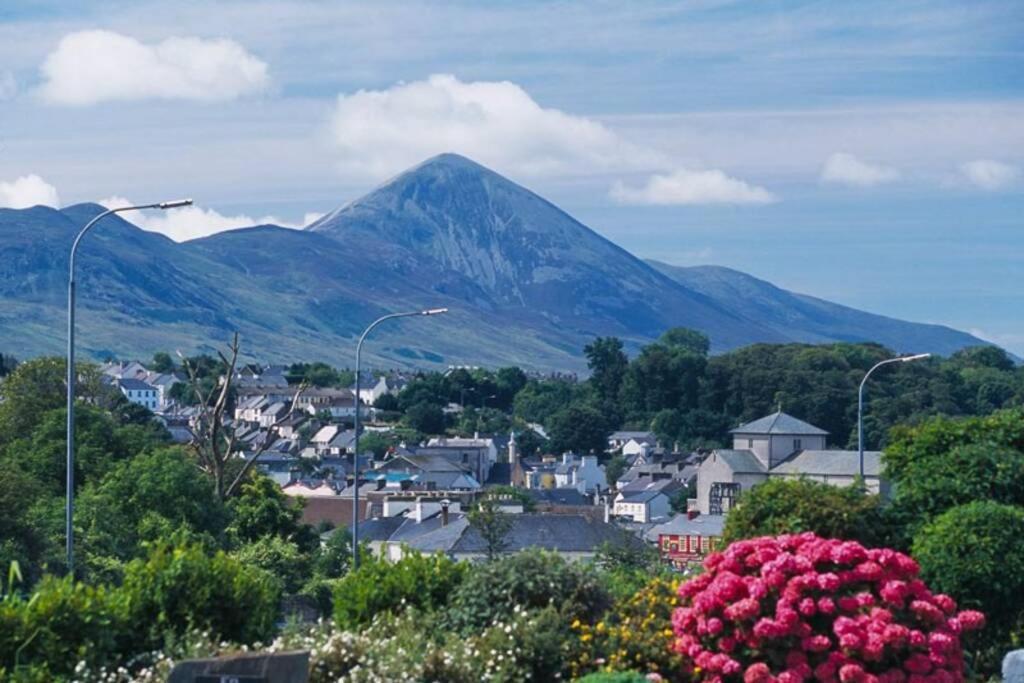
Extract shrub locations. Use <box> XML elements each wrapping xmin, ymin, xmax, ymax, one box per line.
<box><xmin>231</xmin><ymin>536</ymin><xmax>311</xmax><ymax>594</ymax></box>
<box><xmin>332</xmin><ymin>551</ymin><xmax>466</xmax><ymax>630</ymax></box>
<box><xmin>573</xmin><ymin>576</ymin><xmax>685</xmax><ymax>681</ymax></box>
<box><xmin>445</xmin><ymin>549</ymin><xmax>612</xmax><ymax>633</ymax></box>
<box><xmin>672</xmin><ymin>533</ymin><xmax>985</xmax><ymax>683</ymax></box>
<box><xmin>122</xmin><ymin>541</ymin><xmax>280</xmax><ymax>648</ymax></box>
<box><xmin>577</xmin><ymin>673</ymin><xmax>654</xmax><ymax>683</ymax></box>
<box><xmin>0</xmin><ymin>575</ymin><xmax>129</xmax><ymax>678</ymax></box>
<box><xmin>722</xmin><ymin>478</ymin><xmax>888</xmax><ymax>547</ymax></box>
<box><xmin>912</xmin><ymin>501</ymin><xmax>1024</xmax><ymax>673</ymax></box>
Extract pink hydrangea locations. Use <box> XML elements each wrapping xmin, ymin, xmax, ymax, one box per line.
<box><xmin>673</xmin><ymin>534</ymin><xmax>981</xmax><ymax>683</ymax></box>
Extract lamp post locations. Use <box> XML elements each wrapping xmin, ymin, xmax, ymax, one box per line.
<box><xmin>351</xmin><ymin>307</ymin><xmax>448</xmax><ymax>570</ymax></box>
<box><xmin>66</xmin><ymin>199</ymin><xmax>192</xmax><ymax>575</ymax></box>
<box><xmin>857</xmin><ymin>353</ymin><xmax>931</xmax><ymax>480</ymax></box>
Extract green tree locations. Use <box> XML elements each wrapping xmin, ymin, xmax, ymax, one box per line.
<box><xmin>721</xmin><ymin>477</ymin><xmax>888</xmax><ymax>547</ymax></box>
<box><xmin>149</xmin><ymin>351</ymin><xmax>175</xmax><ymax>373</ymax></box>
<box><xmin>227</xmin><ymin>475</ymin><xmax>317</xmax><ymax>552</ymax></box>
<box><xmin>357</xmin><ymin>431</ymin><xmax>393</xmax><ymax>458</ymax></box>
<box><xmin>513</xmin><ymin>379</ymin><xmax>578</xmax><ymax>424</ymax></box>
<box><xmin>404</xmin><ymin>401</ymin><xmax>447</xmax><ymax>434</ymax></box>
<box><xmin>231</xmin><ymin>535</ymin><xmax>311</xmax><ymax>594</ymax></box>
<box><xmin>467</xmin><ymin>498</ymin><xmax>513</xmax><ymax>560</ymax></box>
<box><xmin>913</xmin><ymin>501</ymin><xmax>1024</xmax><ymax>674</ymax></box>
<box><xmin>604</xmin><ymin>454</ymin><xmax>627</xmax><ymax>487</ymax></box>
<box><xmin>584</xmin><ymin>337</ymin><xmax>629</xmax><ymax>403</ymax></box>
<box><xmin>659</xmin><ymin>327</ymin><xmax>710</xmax><ymax>355</ymax></box>
<box><xmin>76</xmin><ymin>446</ymin><xmax>227</xmax><ymax>576</ymax></box>
<box><xmin>547</xmin><ymin>403</ymin><xmax>611</xmax><ymax>455</ymax></box>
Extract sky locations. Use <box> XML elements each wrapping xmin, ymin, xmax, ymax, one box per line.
<box><xmin>1</xmin><ymin>0</ymin><xmax>1022</xmax><ymax>352</ymax></box>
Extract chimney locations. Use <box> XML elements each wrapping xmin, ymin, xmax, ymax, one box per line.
<box><xmin>688</xmin><ymin>509</ymin><xmax>699</xmax><ymax>520</ymax></box>
<box><xmin>603</xmin><ymin>495</ymin><xmax>610</xmax><ymax>524</ymax></box>
<box><xmin>440</xmin><ymin>499</ymin><xmax>450</xmax><ymax>527</ymax></box>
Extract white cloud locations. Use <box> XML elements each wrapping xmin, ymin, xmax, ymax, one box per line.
<box><xmin>960</xmin><ymin>159</ymin><xmax>1019</xmax><ymax>191</ymax></box>
<box><xmin>0</xmin><ymin>174</ymin><xmax>60</xmax><ymax>208</ymax></box>
<box><xmin>820</xmin><ymin>152</ymin><xmax>900</xmax><ymax>187</ymax></box>
<box><xmin>99</xmin><ymin>196</ymin><xmax>320</xmax><ymax>242</ymax></box>
<box><xmin>327</xmin><ymin>73</ymin><xmax>661</xmax><ymax>178</ymax></box>
<box><xmin>38</xmin><ymin>30</ymin><xmax>269</xmax><ymax>106</ymax></box>
<box><xmin>609</xmin><ymin>169</ymin><xmax>777</xmax><ymax>206</ymax></box>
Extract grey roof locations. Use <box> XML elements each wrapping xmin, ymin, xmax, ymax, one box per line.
<box><xmin>610</xmin><ymin>430</ymin><xmax>656</xmax><ymax>441</ymax></box>
<box><xmin>647</xmin><ymin>514</ymin><xmax>726</xmax><ymax>541</ymax></box>
<box><xmin>619</xmin><ymin>477</ymin><xmax>681</xmax><ymax>494</ymax></box>
<box><xmin>713</xmin><ymin>449</ymin><xmax>768</xmax><ymax>473</ymax></box>
<box><xmin>378</xmin><ymin>454</ymin><xmax>469</xmax><ymax>473</ymax></box>
<box><xmin>730</xmin><ymin>411</ymin><xmax>828</xmax><ymax>436</ymax></box>
<box><xmin>118</xmin><ymin>377</ymin><xmax>156</xmax><ymax>391</ymax></box>
<box><xmin>620</xmin><ymin>489</ymin><xmax>669</xmax><ymax>504</ymax></box>
<box><xmin>344</xmin><ymin>515</ymin><xmax>405</xmax><ymax>542</ymax></box>
<box><xmin>771</xmin><ymin>450</ymin><xmax>883</xmax><ymax>477</ymax></box>
<box><xmin>526</xmin><ymin>488</ymin><xmax>591</xmax><ymax>506</ymax></box>
<box><xmin>453</xmin><ymin>514</ymin><xmax>643</xmax><ymax>554</ymax></box>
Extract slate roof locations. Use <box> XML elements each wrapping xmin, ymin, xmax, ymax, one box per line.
<box><xmin>451</xmin><ymin>514</ymin><xmax>643</xmax><ymax>554</ymax></box>
<box><xmin>526</xmin><ymin>488</ymin><xmax>591</xmax><ymax>506</ymax></box>
<box><xmin>345</xmin><ymin>515</ymin><xmax>406</xmax><ymax>542</ymax></box>
<box><xmin>713</xmin><ymin>449</ymin><xmax>768</xmax><ymax>473</ymax></box>
<box><xmin>771</xmin><ymin>450</ymin><xmax>883</xmax><ymax>477</ymax></box>
<box><xmin>620</xmin><ymin>489</ymin><xmax>669</xmax><ymax>504</ymax></box>
<box><xmin>484</xmin><ymin>462</ymin><xmax>511</xmax><ymax>486</ymax></box>
<box><xmin>118</xmin><ymin>377</ymin><xmax>156</xmax><ymax>391</ymax></box>
<box><xmin>730</xmin><ymin>411</ymin><xmax>829</xmax><ymax>436</ymax></box>
<box><xmin>646</xmin><ymin>514</ymin><xmax>726</xmax><ymax>541</ymax></box>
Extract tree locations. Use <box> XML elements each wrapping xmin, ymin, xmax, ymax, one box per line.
<box><xmin>658</xmin><ymin>327</ymin><xmax>710</xmax><ymax>356</ymax></box>
<box><xmin>180</xmin><ymin>334</ymin><xmax>306</xmax><ymax>498</ymax></box>
<box><xmin>513</xmin><ymin>379</ymin><xmax>578</xmax><ymax>424</ymax></box>
<box><xmin>547</xmin><ymin>403</ymin><xmax>611</xmax><ymax>455</ymax></box>
<box><xmin>227</xmin><ymin>475</ymin><xmax>317</xmax><ymax>552</ymax></box>
<box><xmin>404</xmin><ymin>401</ymin><xmax>446</xmax><ymax>435</ymax></box>
<box><xmin>357</xmin><ymin>431</ymin><xmax>393</xmax><ymax>459</ymax></box>
<box><xmin>584</xmin><ymin>337</ymin><xmax>628</xmax><ymax>403</ymax></box>
<box><xmin>888</xmin><ymin>442</ymin><xmax>1024</xmax><ymax>539</ymax></box>
<box><xmin>467</xmin><ymin>498</ymin><xmax>512</xmax><ymax>561</ymax></box>
<box><xmin>913</xmin><ymin>501</ymin><xmax>1024</xmax><ymax>673</ymax></box>
<box><xmin>149</xmin><ymin>352</ymin><xmax>175</xmax><ymax>373</ymax></box>
<box><xmin>76</xmin><ymin>446</ymin><xmax>228</xmax><ymax>576</ymax></box>
<box><xmin>721</xmin><ymin>477</ymin><xmax>889</xmax><ymax>547</ymax></box>
<box><xmin>604</xmin><ymin>454</ymin><xmax>627</xmax><ymax>487</ymax></box>
<box><xmin>0</xmin><ymin>357</ymin><xmax>113</xmax><ymax>445</ymax></box>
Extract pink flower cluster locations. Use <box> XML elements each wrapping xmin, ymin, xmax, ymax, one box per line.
<box><xmin>672</xmin><ymin>534</ymin><xmax>984</xmax><ymax>683</ymax></box>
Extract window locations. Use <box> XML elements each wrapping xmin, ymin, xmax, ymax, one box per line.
<box><xmin>794</xmin><ymin>439</ymin><xmax>802</xmax><ymax>450</ymax></box>
<box><xmin>748</xmin><ymin>438</ymin><xmax>753</xmax><ymax>448</ymax></box>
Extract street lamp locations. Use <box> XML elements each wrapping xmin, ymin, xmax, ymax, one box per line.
<box><xmin>857</xmin><ymin>353</ymin><xmax>931</xmax><ymax>480</ymax></box>
<box><xmin>351</xmin><ymin>307</ymin><xmax>448</xmax><ymax>570</ymax></box>
<box><xmin>65</xmin><ymin>199</ymin><xmax>192</xmax><ymax>575</ymax></box>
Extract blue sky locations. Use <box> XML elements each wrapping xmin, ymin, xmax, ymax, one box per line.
<box><xmin>1</xmin><ymin>1</ymin><xmax>1022</xmax><ymax>352</ymax></box>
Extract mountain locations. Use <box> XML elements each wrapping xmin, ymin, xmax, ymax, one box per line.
<box><xmin>645</xmin><ymin>262</ymin><xmax>984</xmax><ymax>356</ymax></box>
<box><xmin>0</xmin><ymin>153</ymin><xmax>993</xmax><ymax>369</ymax></box>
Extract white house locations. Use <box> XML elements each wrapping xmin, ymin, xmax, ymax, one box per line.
<box><xmin>612</xmin><ymin>478</ymin><xmax>681</xmax><ymax>523</ymax></box>
<box><xmin>608</xmin><ymin>430</ymin><xmax>656</xmax><ymax>452</ymax></box>
<box><xmin>426</xmin><ymin>436</ymin><xmax>498</xmax><ymax>464</ymax></box>
<box><xmin>553</xmin><ymin>454</ymin><xmax>607</xmax><ymax>494</ymax></box>
<box><xmin>117</xmin><ymin>377</ymin><xmax>158</xmax><ymax>412</ymax></box>
<box><xmin>695</xmin><ymin>411</ymin><xmax>887</xmax><ymax>515</ymax></box>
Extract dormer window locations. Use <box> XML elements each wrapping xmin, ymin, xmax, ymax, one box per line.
<box><xmin>747</xmin><ymin>438</ymin><xmax>753</xmax><ymax>448</ymax></box>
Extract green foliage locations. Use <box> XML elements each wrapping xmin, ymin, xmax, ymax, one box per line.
<box><xmin>913</xmin><ymin>500</ymin><xmax>1024</xmax><ymax>676</ymax></box>
<box><xmin>403</xmin><ymin>401</ymin><xmax>447</xmax><ymax>434</ymax></box>
<box><xmin>122</xmin><ymin>541</ymin><xmax>281</xmax><ymax>648</ymax></box>
<box><xmin>483</xmin><ymin>484</ymin><xmax>536</xmax><ymax>512</ymax></box>
<box><xmin>890</xmin><ymin>442</ymin><xmax>1024</xmax><ymax>537</ymax></box>
<box><xmin>619</xmin><ymin>329</ymin><xmax>708</xmax><ymax>420</ymax></box>
<box><xmin>0</xmin><ymin>575</ymin><xmax>129</xmax><ymax>678</ymax></box>
<box><xmin>467</xmin><ymin>498</ymin><xmax>513</xmax><ymax>560</ymax></box>
<box><xmin>576</xmin><ymin>673</ymin><xmax>652</xmax><ymax>683</ymax></box>
<box><xmin>332</xmin><ymin>552</ymin><xmax>467</xmax><ymax>630</ymax></box>
<box><xmin>722</xmin><ymin>477</ymin><xmax>889</xmax><ymax>547</ymax></box>
<box><xmin>914</xmin><ymin>501</ymin><xmax>1024</xmax><ymax>632</ymax></box>
<box><xmin>356</xmin><ymin>430</ymin><xmax>393</xmax><ymax>458</ymax></box>
<box><xmin>76</xmin><ymin>446</ymin><xmax>227</xmax><ymax>577</ymax></box>
<box><xmin>585</xmin><ymin>337</ymin><xmax>629</xmax><ymax>404</ymax></box>
<box><xmin>445</xmin><ymin>549</ymin><xmax>611</xmax><ymax>633</ymax></box>
<box><xmin>231</xmin><ymin>536</ymin><xmax>311</xmax><ymax>594</ymax></box>
<box><xmin>149</xmin><ymin>351</ymin><xmax>175</xmax><ymax>373</ymax></box>
<box><xmin>288</xmin><ymin>361</ymin><xmax>352</xmax><ymax>388</ymax></box>
<box><xmin>513</xmin><ymin>378</ymin><xmax>579</xmax><ymax>424</ymax></box>
<box><xmin>548</xmin><ymin>402</ymin><xmax>612</xmax><ymax>454</ymax></box>
<box><xmin>604</xmin><ymin>454</ymin><xmax>627</xmax><ymax>487</ymax></box>
<box><xmin>227</xmin><ymin>475</ymin><xmax>318</xmax><ymax>552</ymax></box>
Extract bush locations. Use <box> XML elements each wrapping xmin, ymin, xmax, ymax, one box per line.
<box><xmin>913</xmin><ymin>501</ymin><xmax>1024</xmax><ymax>673</ymax></box>
<box><xmin>722</xmin><ymin>478</ymin><xmax>889</xmax><ymax>547</ymax></box>
<box><xmin>122</xmin><ymin>541</ymin><xmax>281</xmax><ymax>648</ymax></box>
<box><xmin>0</xmin><ymin>575</ymin><xmax>129</xmax><ymax>678</ymax></box>
<box><xmin>577</xmin><ymin>673</ymin><xmax>653</xmax><ymax>683</ymax></box>
<box><xmin>445</xmin><ymin>549</ymin><xmax>612</xmax><ymax>633</ymax></box>
<box><xmin>332</xmin><ymin>552</ymin><xmax>466</xmax><ymax>629</ymax></box>
<box><xmin>673</xmin><ymin>533</ymin><xmax>985</xmax><ymax>683</ymax></box>
<box><xmin>572</xmin><ymin>576</ymin><xmax>685</xmax><ymax>681</ymax></box>
<box><xmin>231</xmin><ymin>536</ymin><xmax>312</xmax><ymax>594</ymax></box>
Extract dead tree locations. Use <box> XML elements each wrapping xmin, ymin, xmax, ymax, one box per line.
<box><xmin>179</xmin><ymin>333</ymin><xmax>306</xmax><ymax>499</ymax></box>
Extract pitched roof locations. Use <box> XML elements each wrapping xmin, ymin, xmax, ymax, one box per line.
<box><xmin>118</xmin><ymin>377</ymin><xmax>156</xmax><ymax>391</ymax></box>
<box><xmin>610</xmin><ymin>430</ymin><xmax>656</xmax><ymax>441</ymax></box>
<box><xmin>712</xmin><ymin>449</ymin><xmax>768</xmax><ymax>473</ymax></box>
<box><xmin>771</xmin><ymin>450</ymin><xmax>883</xmax><ymax>477</ymax></box>
<box><xmin>452</xmin><ymin>514</ymin><xmax>643</xmax><ymax>554</ymax></box>
<box><xmin>647</xmin><ymin>513</ymin><xmax>726</xmax><ymax>540</ymax></box>
<box><xmin>730</xmin><ymin>411</ymin><xmax>828</xmax><ymax>436</ymax></box>
<box><xmin>526</xmin><ymin>488</ymin><xmax>591</xmax><ymax>507</ymax></box>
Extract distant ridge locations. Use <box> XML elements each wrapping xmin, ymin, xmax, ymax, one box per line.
<box><xmin>0</xmin><ymin>154</ymin><xmax>993</xmax><ymax>369</ymax></box>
